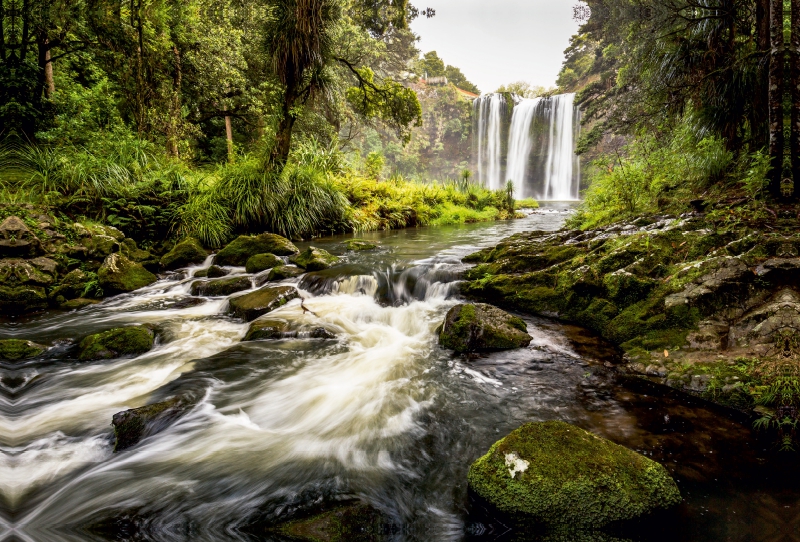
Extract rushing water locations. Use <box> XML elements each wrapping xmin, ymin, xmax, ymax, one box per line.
<box><xmin>1</xmin><ymin>206</ymin><xmax>798</xmax><ymax>542</ymax></box>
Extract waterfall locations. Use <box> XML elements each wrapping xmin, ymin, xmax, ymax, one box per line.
<box><xmin>473</xmin><ymin>92</ymin><xmax>581</xmax><ymax>200</ymax></box>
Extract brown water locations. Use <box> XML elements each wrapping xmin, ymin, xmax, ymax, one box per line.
<box><xmin>1</xmin><ymin>206</ymin><xmax>797</xmax><ymax>542</ymax></box>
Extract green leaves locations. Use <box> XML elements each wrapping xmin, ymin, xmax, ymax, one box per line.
<box><xmin>345</xmin><ymin>66</ymin><xmax>421</xmax><ymax>143</ymax></box>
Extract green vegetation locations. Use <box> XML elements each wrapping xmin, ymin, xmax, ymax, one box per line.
<box><xmin>77</xmin><ymin>326</ymin><xmax>155</xmax><ymax>361</ymax></box>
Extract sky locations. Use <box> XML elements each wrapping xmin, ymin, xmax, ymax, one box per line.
<box><xmin>410</xmin><ymin>0</ymin><xmax>581</xmax><ymax>94</ymax></box>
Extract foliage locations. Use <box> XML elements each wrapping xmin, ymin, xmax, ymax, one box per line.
<box><xmin>495</xmin><ymin>81</ymin><xmax>555</xmax><ymax>99</ymax></box>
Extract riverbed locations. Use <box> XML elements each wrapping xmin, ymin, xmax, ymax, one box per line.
<box><xmin>1</xmin><ymin>206</ymin><xmax>797</xmax><ymax>542</ymax></box>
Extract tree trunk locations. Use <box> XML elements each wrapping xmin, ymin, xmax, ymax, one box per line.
<box><xmin>768</xmin><ymin>0</ymin><xmax>785</xmax><ymax>197</ymax></box>
<box><xmin>225</xmin><ymin>113</ymin><xmax>234</xmax><ymax>162</ymax></box>
<box><xmin>166</xmin><ymin>45</ymin><xmax>182</xmax><ymax>158</ymax></box>
<box><xmin>754</xmin><ymin>0</ymin><xmax>771</xmax><ymax>148</ymax></box>
<box><xmin>270</xmin><ymin>83</ymin><xmax>299</xmax><ymax>169</ymax></box>
<box><xmin>44</xmin><ymin>43</ymin><xmax>55</xmax><ymax>98</ymax></box>
<box><xmin>792</xmin><ymin>0</ymin><xmax>800</xmax><ymax>195</ymax></box>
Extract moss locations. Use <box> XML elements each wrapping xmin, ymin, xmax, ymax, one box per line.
<box><xmin>290</xmin><ymin>247</ymin><xmax>339</xmax><ymax>271</ymax></box>
<box><xmin>344</xmin><ymin>239</ymin><xmax>378</xmax><ymax>251</ymax></box>
<box><xmin>160</xmin><ymin>238</ymin><xmax>207</xmax><ymax>270</ymax></box>
<box><xmin>244</xmin><ymin>318</ymin><xmax>291</xmax><ymax>341</ymax></box>
<box><xmin>603</xmin><ymin>272</ymin><xmax>656</xmax><ymax>308</ymax></box>
<box><xmin>61</xmin><ymin>298</ymin><xmax>100</xmax><ymax>310</ymax></box>
<box><xmin>227</xmin><ymin>285</ymin><xmax>299</xmax><ymax>321</ymax></box>
<box><xmin>277</xmin><ymin>504</ymin><xmax>390</xmax><ymax>542</ymax></box>
<box><xmin>78</xmin><ymin>326</ymin><xmax>155</xmax><ymax>361</ymax></box>
<box><xmin>0</xmin><ymin>339</ymin><xmax>47</xmax><ymax>360</ymax></box>
<box><xmin>573</xmin><ymin>298</ymin><xmax>619</xmax><ymax>333</ymax></box>
<box><xmin>245</xmin><ymin>253</ymin><xmax>284</xmax><ymax>274</ymax></box>
<box><xmin>467</xmin><ymin>421</ymin><xmax>681</xmax><ymax>528</ymax></box>
<box><xmin>112</xmin><ymin>396</ymin><xmax>187</xmax><ymax>452</ymax></box>
<box><xmin>439</xmin><ymin>303</ymin><xmax>532</xmax><ymax>353</ymax></box>
<box><xmin>215</xmin><ymin>234</ymin><xmax>299</xmax><ymax>266</ymax></box>
<box><xmin>190</xmin><ymin>276</ymin><xmax>251</xmax><ymax>297</ymax></box>
<box><xmin>268</xmin><ymin>265</ymin><xmax>305</xmax><ymax>281</ymax></box>
<box><xmin>98</xmin><ymin>253</ymin><xmax>157</xmax><ymax>294</ymax></box>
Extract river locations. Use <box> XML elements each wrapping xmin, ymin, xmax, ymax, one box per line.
<box><xmin>1</xmin><ymin>206</ymin><xmax>797</xmax><ymax>542</ymax></box>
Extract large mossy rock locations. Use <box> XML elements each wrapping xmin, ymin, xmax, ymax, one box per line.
<box><xmin>190</xmin><ymin>276</ymin><xmax>251</xmax><ymax>297</ymax></box>
<box><xmin>98</xmin><ymin>253</ymin><xmax>158</xmax><ymax>295</ymax></box>
<box><xmin>290</xmin><ymin>247</ymin><xmax>339</xmax><ymax>271</ymax></box>
<box><xmin>0</xmin><ymin>216</ymin><xmax>43</xmax><ymax>258</ymax></box>
<box><xmin>344</xmin><ymin>239</ymin><xmax>378</xmax><ymax>251</ymax></box>
<box><xmin>468</xmin><ymin>421</ymin><xmax>681</xmax><ymax>528</ymax></box>
<box><xmin>215</xmin><ymin>234</ymin><xmax>298</xmax><ymax>266</ymax></box>
<box><xmin>0</xmin><ymin>339</ymin><xmax>47</xmax><ymax>360</ymax></box>
<box><xmin>112</xmin><ymin>396</ymin><xmax>193</xmax><ymax>452</ymax></box>
<box><xmin>268</xmin><ymin>265</ymin><xmax>305</xmax><ymax>281</ymax></box>
<box><xmin>245</xmin><ymin>253</ymin><xmax>284</xmax><ymax>274</ymax></box>
<box><xmin>160</xmin><ymin>238</ymin><xmax>207</xmax><ymax>270</ymax></box>
<box><xmin>78</xmin><ymin>326</ymin><xmax>155</xmax><ymax>361</ymax></box>
<box><xmin>244</xmin><ymin>316</ymin><xmax>336</xmax><ymax>341</ymax></box>
<box><xmin>439</xmin><ymin>303</ymin><xmax>532</xmax><ymax>353</ymax></box>
<box><xmin>228</xmin><ymin>285</ymin><xmax>298</xmax><ymax>321</ymax></box>
<box><xmin>275</xmin><ymin>503</ymin><xmax>392</xmax><ymax>542</ymax></box>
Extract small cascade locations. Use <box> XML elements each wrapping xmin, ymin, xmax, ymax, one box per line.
<box><xmin>473</xmin><ymin>92</ymin><xmax>581</xmax><ymax>200</ymax></box>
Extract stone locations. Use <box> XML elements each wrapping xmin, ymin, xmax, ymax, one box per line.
<box><xmin>344</xmin><ymin>239</ymin><xmax>378</xmax><ymax>251</ymax></box>
<box><xmin>289</xmin><ymin>247</ymin><xmax>339</xmax><ymax>271</ymax></box>
<box><xmin>190</xmin><ymin>276</ymin><xmax>251</xmax><ymax>297</ymax></box>
<box><xmin>77</xmin><ymin>326</ymin><xmax>155</xmax><ymax>361</ymax></box>
<box><xmin>98</xmin><ymin>253</ymin><xmax>158</xmax><ymax>295</ymax></box>
<box><xmin>0</xmin><ymin>339</ymin><xmax>47</xmax><ymax>360</ymax></box>
<box><xmin>160</xmin><ymin>238</ymin><xmax>207</xmax><ymax>270</ymax></box>
<box><xmin>228</xmin><ymin>285</ymin><xmax>298</xmax><ymax>322</ymax></box>
<box><xmin>120</xmin><ymin>238</ymin><xmax>154</xmax><ymax>266</ymax></box>
<box><xmin>206</xmin><ymin>265</ymin><xmax>229</xmax><ymax>278</ymax></box>
<box><xmin>49</xmin><ymin>269</ymin><xmax>91</xmax><ymax>302</ymax></box>
<box><xmin>439</xmin><ymin>303</ymin><xmax>532</xmax><ymax>353</ymax></box>
<box><xmin>0</xmin><ymin>216</ymin><xmax>42</xmax><ymax>257</ymax></box>
<box><xmin>112</xmin><ymin>396</ymin><xmax>193</xmax><ymax>452</ymax></box>
<box><xmin>268</xmin><ymin>265</ymin><xmax>305</xmax><ymax>281</ymax></box>
<box><xmin>81</xmin><ymin>235</ymin><xmax>119</xmax><ymax>259</ymax></box>
<box><xmin>276</xmin><ymin>503</ymin><xmax>391</xmax><ymax>542</ymax></box>
<box><xmin>468</xmin><ymin>421</ymin><xmax>681</xmax><ymax>528</ymax></box>
<box><xmin>244</xmin><ymin>318</ymin><xmax>291</xmax><ymax>341</ymax></box>
<box><xmin>61</xmin><ymin>298</ymin><xmax>100</xmax><ymax>310</ymax></box>
<box><xmin>215</xmin><ymin>234</ymin><xmax>298</xmax><ymax>266</ymax></box>
<box><xmin>245</xmin><ymin>253</ymin><xmax>284</xmax><ymax>274</ymax></box>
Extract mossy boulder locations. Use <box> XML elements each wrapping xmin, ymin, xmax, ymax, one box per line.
<box><xmin>268</xmin><ymin>265</ymin><xmax>305</xmax><ymax>281</ymax></box>
<box><xmin>98</xmin><ymin>253</ymin><xmax>158</xmax><ymax>295</ymax></box>
<box><xmin>215</xmin><ymin>234</ymin><xmax>298</xmax><ymax>266</ymax></box>
<box><xmin>244</xmin><ymin>318</ymin><xmax>291</xmax><ymax>341</ymax></box>
<box><xmin>276</xmin><ymin>503</ymin><xmax>391</xmax><ymax>542</ymax></box>
<box><xmin>193</xmin><ymin>265</ymin><xmax>229</xmax><ymax>279</ymax></box>
<box><xmin>228</xmin><ymin>285</ymin><xmax>298</xmax><ymax>321</ymax></box>
<box><xmin>160</xmin><ymin>238</ymin><xmax>207</xmax><ymax>270</ymax></box>
<box><xmin>0</xmin><ymin>339</ymin><xmax>47</xmax><ymax>360</ymax></box>
<box><xmin>439</xmin><ymin>303</ymin><xmax>532</xmax><ymax>353</ymax></box>
<box><xmin>290</xmin><ymin>247</ymin><xmax>339</xmax><ymax>271</ymax></box>
<box><xmin>61</xmin><ymin>298</ymin><xmax>100</xmax><ymax>310</ymax></box>
<box><xmin>78</xmin><ymin>326</ymin><xmax>155</xmax><ymax>361</ymax></box>
<box><xmin>190</xmin><ymin>276</ymin><xmax>251</xmax><ymax>297</ymax></box>
<box><xmin>245</xmin><ymin>253</ymin><xmax>284</xmax><ymax>274</ymax></box>
<box><xmin>468</xmin><ymin>421</ymin><xmax>681</xmax><ymax>528</ymax></box>
<box><xmin>112</xmin><ymin>396</ymin><xmax>193</xmax><ymax>452</ymax></box>
<box><xmin>344</xmin><ymin>239</ymin><xmax>378</xmax><ymax>251</ymax></box>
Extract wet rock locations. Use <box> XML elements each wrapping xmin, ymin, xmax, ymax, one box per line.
<box><xmin>0</xmin><ymin>339</ymin><xmax>47</xmax><ymax>360</ymax></box>
<box><xmin>99</xmin><ymin>253</ymin><xmax>158</xmax><ymax>295</ymax></box>
<box><xmin>245</xmin><ymin>253</ymin><xmax>284</xmax><ymax>274</ymax></box>
<box><xmin>275</xmin><ymin>503</ymin><xmax>392</xmax><ymax>542</ymax></box>
<box><xmin>267</xmin><ymin>265</ymin><xmax>305</xmax><ymax>281</ymax></box>
<box><xmin>112</xmin><ymin>395</ymin><xmax>194</xmax><ymax>452</ymax></box>
<box><xmin>688</xmin><ymin>374</ymin><xmax>713</xmax><ymax>392</ymax></box>
<box><xmin>160</xmin><ymin>238</ymin><xmax>207</xmax><ymax>270</ymax></box>
<box><xmin>49</xmin><ymin>269</ymin><xmax>91</xmax><ymax>302</ymax></box>
<box><xmin>215</xmin><ymin>234</ymin><xmax>298</xmax><ymax>266</ymax></box>
<box><xmin>0</xmin><ymin>259</ymin><xmax>51</xmax><ymax>313</ymax></box>
<box><xmin>228</xmin><ymin>285</ymin><xmax>298</xmax><ymax>322</ymax></box>
<box><xmin>0</xmin><ymin>216</ymin><xmax>42</xmax><ymax>258</ymax></box>
<box><xmin>78</xmin><ymin>326</ymin><xmax>155</xmax><ymax>361</ymax></box>
<box><xmin>439</xmin><ymin>303</ymin><xmax>532</xmax><ymax>353</ymax></box>
<box><xmin>290</xmin><ymin>247</ymin><xmax>340</xmax><ymax>271</ymax></box>
<box><xmin>467</xmin><ymin>421</ymin><xmax>681</xmax><ymax>528</ymax></box>
<box><xmin>190</xmin><ymin>276</ymin><xmax>251</xmax><ymax>297</ymax></box>
<box><xmin>344</xmin><ymin>239</ymin><xmax>378</xmax><ymax>251</ymax></box>
<box><xmin>61</xmin><ymin>298</ymin><xmax>100</xmax><ymax>310</ymax></box>
<box><xmin>81</xmin><ymin>234</ymin><xmax>119</xmax><ymax>259</ymax></box>
<box><xmin>244</xmin><ymin>316</ymin><xmax>337</xmax><ymax>341</ymax></box>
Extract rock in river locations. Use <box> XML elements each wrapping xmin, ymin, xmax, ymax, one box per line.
<box><xmin>268</xmin><ymin>265</ymin><xmax>305</xmax><ymax>281</ymax></box>
<box><xmin>290</xmin><ymin>247</ymin><xmax>339</xmax><ymax>271</ymax></box>
<box><xmin>112</xmin><ymin>395</ymin><xmax>193</xmax><ymax>452</ymax></box>
<box><xmin>78</xmin><ymin>326</ymin><xmax>155</xmax><ymax>361</ymax></box>
<box><xmin>190</xmin><ymin>276</ymin><xmax>251</xmax><ymax>297</ymax></box>
<box><xmin>215</xmin><ymin>234</ymin><xmax>298</xmax><ymax>266</ymax></box>
<box><xmin>468</xmin><ymin>421</ymin><xmax>681</xmax><ymax>528</ymax></box>
<box><xmin>98</xmin><ymin>253</ymin><xmax>158</xmax><ymax>295</ymax></box>
<box><xmin>439</xmin><ymin>303</ymin><xmax>532</xmax><ymax>353</ymax></box>
<box><xmin>245</xmin><ymin>253</ymin><xmax>284</xmax><ymax>274</ymax></box>
<box><xmin>160</xmin><ymin>238</ymin><xmax>207</xmax><ymax>270</ymax></box>
<box><xmin>0</xmin><ymin>339</ymin><xmax>47</xmax><ymax>360</ymax></box>
<box><xmin>228</xmin><ymin>285</ymin><xmax>298</xmax><ymax>321</ymax></box>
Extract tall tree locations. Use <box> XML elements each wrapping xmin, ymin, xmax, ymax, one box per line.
<box><xmin>768</xmin><ymin>0</ymin><xmax>785</xmax><ymax>196</ymax></box>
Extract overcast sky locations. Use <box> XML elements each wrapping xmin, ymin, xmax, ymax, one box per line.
<box><xmin>410</xmin><ymin>0</ymin><xmax>580</xmax><ymax>94</ymax></box>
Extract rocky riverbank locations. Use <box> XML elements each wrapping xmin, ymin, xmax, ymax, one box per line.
<box><xmin>461</xmin><ymin>209</ymin><xmax>800</xmax><ymax>427</ymax></box>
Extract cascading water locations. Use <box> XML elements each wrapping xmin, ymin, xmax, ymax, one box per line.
<box><xmin>473</xmin><ymin>92</ymin><xmax>581</xmax><ymax>200</ymax></box>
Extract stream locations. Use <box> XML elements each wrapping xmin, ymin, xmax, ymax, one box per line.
<box><xmin>1</xmin><ymin>206</ymin><xmax>798</xmax><ymax>542</ymax></box>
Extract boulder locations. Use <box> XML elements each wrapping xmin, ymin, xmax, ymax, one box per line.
<box><xmin>190</xmin><ymin>276</ymin><xmax>251</xmax><ymax>297</ymax></box>
<box><xmin>0</xmin><ymin>339</ymin><xmax>47</xmax><ymax>360</ymax></box>
<box><xmin>0</xmin><ymin>259</ymin><xmax>51</xmax><ymax>313</ymax></box>
<box><xmin>0</xmin><ymin>216</ymin><xmax>43</xmax><ymax>258</ymax></box>
<box><xmin>194</xmin><ymin>265</ymin><xmax>229</xmax><ymax>279</ymax></box>
<box><xmin>268</xmin><ymin>265</ymin><xmax>305</xmax><ymax>281</ymax></box>
<box><xmin>290</xmin><ymin>247</ymin><xmax>339</xmax><ymax>271</ymax></box>
<box><xmin>112</xmin><ymin>396</ymin><xmax>193</xmax><ymax>452</ymax></box>
<box><xmin>81</xmin><ymin>234</ymin><xmax>119</xmax><ymax>259</ymax></box>
<box><xmin>61</xmin><ymin>298</ymin><xmax>100</xmax><ymax>310</ymax></box>
<box><xmin>244</xmin><ymin>317</ymin><xmax>337</xmax><ymax>341</ymax></box>
<box><xmin>215</xmin><ymin>234</ymin><xmax>298</xmax><ymax>266</ymax></box>
<box><xmin>160</xmin><ymin>238</ymin><xmax>207</xmax><ymax>270</ymax></box>
<box><xmin>344</xmin><ymin>239</ymin><xmax>378</xmax><ymax>251</ymax></box>
<box><xmin>468</xmin><ymin>421</ymin><xmax>681</xmax><ymax>528</ymax></box>
<box><xmin>439</xmin><ymin>304</ymin><xmax>532</xmax><ymax>353</ymax></box>
<box><xmin>98</xmin><ymin>254</ymin><xmax>158</xmax><ymax>295</ymax></box>
<box><xmin>276</xmin><ymin>503</ymin><xmax>392</xmax><ymax>542</ymax></box>
<box><xmin>49</xmin><ymin>269</ymin><xmax>91</xmax><ymax>302</ymax></box>
<box><xmin>245</xmin><ymin>253</ymin><xmax>284</xmax><ymax>274</ymax></box>
<box><xmin>228</xmin><ymin>285</ymin><xmax>298</xmax><ymax>322</ymax></box>
<box><xmin>77</xmin><ymin>326</ymin><xmax>155</xmax><ymax>361</ymax></box>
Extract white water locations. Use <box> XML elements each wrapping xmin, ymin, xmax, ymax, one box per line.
<box><xmin>474</xmin><ymin>93</ymin><xmax>581</xmax><ymax>200</ymax></box>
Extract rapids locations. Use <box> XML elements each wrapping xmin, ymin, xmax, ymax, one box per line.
<box><xmin>1</xmin><ymin>207</ymin><xmax>798</xmax><ymax>541</ymax></box>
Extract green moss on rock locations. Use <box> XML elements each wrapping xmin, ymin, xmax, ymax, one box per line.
<box><xmin>190</xmin><ymin>276</ymin><xmax>251</xmax><ymax>297</ymax></box>
<box><xmin>276</xmin><ymin>503</ymin><xmax>390</xmax><ymax>542</ymax></box>
<box><xmin>0</xmin><ymin>339</ymin><xmax>47</xmax><ymax>360</ymax></box>
<box><xmin>344</xmin><ymin>239</ymin><xmax>378</xmax><ymax>251</ymax></box>
<box><xmin>215</xmin><ymin>234</ymin><xmax>299</xmax><ymax>266</ymax></box>
<box><xmin>160</xmin><ymin>238</ymin><xmax>207</xmax><ymax>270</ymax></box>
<box><xmin>98</xmin><ymin>253</ymin><xmax>158</xmax><ymax>294</ymax></box>
<box><xmin>439</xmin><ymin>303</ymin><xmax>532</xmax><ymax>353</ymax></box>
<box><xmin>268</xmin><ymin>265</ymin><xmax>305</xmax><ymax>281</ymax></box>
<box><xmin>78</xmin><ymin>326</ymin><xmax>155</xmax><ymax>361</ymax></box>
<box><xmin>244</xmin><ymin>318</ymin><xmax>291</xmax><ymax>341</ymax></box>
<box><xmin>245</xmin><ymin>253</ymin><xmax>284</xmax><ymax>274</ymax></box>
<box><xmin>290</xmin><ymin>247</ymin><xmax>339</xmax><ymax>271</ymax></box>
<box><xmin>112</xmin><ymin>396</ymin><xmax>190</xmax><ymax>452</ymax></box>
<box><xmin>467</xmin><ymin>421</ymin><xmax>681</xmax><ymax>528</ymax></box>
<box><xmin>228</xmin><ymin>285</ymin><xmax>298</xmax><ymax>321</ymax></box>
